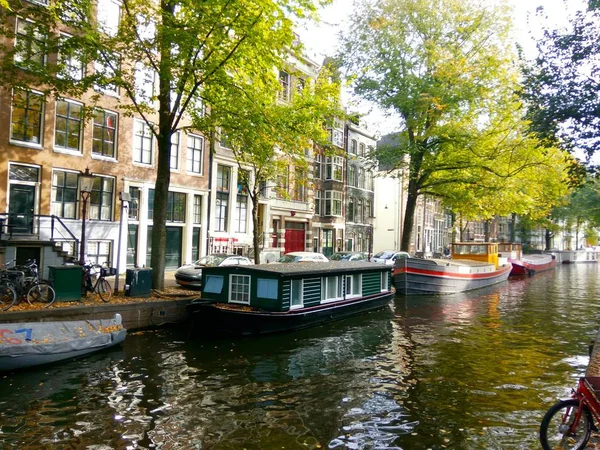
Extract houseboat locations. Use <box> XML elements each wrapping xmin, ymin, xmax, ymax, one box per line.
<box><xmin>392</xmin><ymin>242</ymin><xmax>512</xmax><ymax>295</ymax></box>
<box><xmin>187</xmin><ymin>262</ymin><xmax>395</xmax><ymax>336</ymax></box>
<box><xmin>498</xmin><ymin>243</ymin><xmax>557</xmax><ymax>276</ymax></box>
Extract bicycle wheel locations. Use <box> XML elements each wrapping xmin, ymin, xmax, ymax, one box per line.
<box><xmin>97</xmin><ymin>278</ymin><xmax>112</xmax><ymax>302</ymax></box>
<box><xmin>0</xmin><ymin>283</ymin><xmax>17</xmax><ymax>311</ymax></box>
<box><xmin>26</xmin><ymin>282</ymin><xmax>56</xmax><ymax>308</ymax></box>
<box><xmin>540</xmin><ymin>399</ymin><xmax>592</xmax><ymax>450</ymax></box>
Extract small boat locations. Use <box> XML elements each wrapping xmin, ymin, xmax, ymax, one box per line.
<box><xmin>498</xmin><ymin>243</ymin><xmax>557</xmax><ymax>276</ymax></box>
<box><xmin>187</xmin><ymin>261</ymin><xmax>395</xmax><ymax>336</ymax></box>
<box><xmin>0</xmin><ymin>314</ymin><xmax>126</xmax><ymax>371</ymax></box>
<box><xmin>392</xmin><ymin>242</ymin><xmax>512</xmax><ymax>295</ymax></box>
<box><xmin>562</xmin><ymin>249</ymin><xmax>599</xmax><ymax>264</ymax></box>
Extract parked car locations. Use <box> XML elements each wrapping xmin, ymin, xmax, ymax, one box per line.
<box><xmin>276</xmin><ymin>252</ymin><xmax>329</xmax><ymax>263</ymax></box>
<box><xmin>329</xmin><ymin>251</ymin><xmax>369</xmax><ymax>262</ymax></box>
<box><xmin>174</xmin><ymin>254</ymin><xmax>253</xmax><ymax>288</ymax></box>
<box><xmin>370</xmin><ymin>250</ymin><xmax>410</xmax><ymax>265</ymax></box>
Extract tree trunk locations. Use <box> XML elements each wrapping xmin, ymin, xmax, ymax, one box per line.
<box><xmin>251</xmin><ymin>185</ymin><xmax>261</xmax><ymax>265</ymax></box>
<box><xmin>510</xmin><ymin>213</ymin><xmax>517</xmax><ymax>242</ymax></box>
<box><xmin>400</xmin><ymin>179</ymin><xmax>418</xmax><ymax>252</ymax></box>
<box><xmin>545</xmin><ymin>228</ymin><xmax>552</xmax><ymax>250</ymax></box>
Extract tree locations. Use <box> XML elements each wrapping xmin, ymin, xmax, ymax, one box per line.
<box><xmin>521</xmin><ymin>0</ymin><xmax>600</xmax><ymax>163</ymax></box>
<box><xmin>0</xmin><ymin>0</ymin><xmax>323</xmax><ymax>289</ymax></box>
<box><xmin>339</xmin><ymin>0</ymin><xmax>568</xmax><ymax>251</ymax></box>
<box><xmin>206</xmin><ymin>62</ymin><xmax>342</xmax><ymax>263</ymax></box>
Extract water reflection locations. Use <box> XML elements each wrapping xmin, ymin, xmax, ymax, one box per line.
<box><xmin>0</xmin><ymin>264</ymin><xmax>599</xmax><ymax>449</ymax></box>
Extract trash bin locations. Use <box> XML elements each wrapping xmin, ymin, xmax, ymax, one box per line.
<box><xmin>125</xmin><ymin>268</ymin><xmax>152</xmax><ymax>297</ymax></box>
<box><xmin>49</xmin><ymin>265</ymin><xmax>83</xmax><ymax>302</ymax></box>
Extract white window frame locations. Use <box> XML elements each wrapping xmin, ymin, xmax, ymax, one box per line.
<box><xmin>290</xmin><ymin>279</ymin><xmax>303</xmax><ymax>309</ymax></box>
<box><xmin>170</xmin><ymin>131</ymin><xmax>180</xmax><ymax>171</ymax></box>
<box><xmin>322</xmin><ymin>276</ymin><xmax>343</xmax><ymax>303</ymax></box>
<box><xmin>58</xmin><ymin>33</ymin><xmax>84</xmax><ymax>80</ymax></box>
<box><xmin>134</xmin><ymin>62</ymin><xmax>157</xmax><ymax>103</ymax></box>
<box><xmin>14</xmin><ymin>18</ymin><xmax>47</xmax><ymax>67</ymax></box>
<box><xmin>94</xmin><ymin>52</ymin><xmax>120</xmax><ymax>96</ymax></box>
<box><xmin>229</xmin><ymin>274</ymin><xmax>251</xmax><ymax>305</ymax></box>
<box><xmin>186</xmin><ymin>134</ymin><xmax>204</xmax><ymax>175</ymax></box>
<box><xmin>92</xmin><ymin>108</ymin><xmax>118</xmax><ymax>159</ymax></box>
<box><xmin>54</xmin><ymin>98</ymin><xmax>83</xmax><ymax>154</ymax></box>
<box><xmin>345</xmin><ymin>274</ymin><xmax>362</xmax><ymax>298</ymax></box>
<box><xmin>133</xmin><ymin>119</ymin><xmax>153</xmax><ymax>166</ymax></box>
<box><xmin>97</xmin><ymin>0</ymin><xmax>121</xmax><ymax>36</ymax></box>
<box><xmin>10</xmin><ymin>88</ymin><xmax>44</xmax><ymax>148</ymax></box>
<box><xmin>380</xmin><ymin>271</ymin><xmax>389</xmax><ymax>292</ymax></box>
<box><xmin>325</xmin><ymin>156</ymin><xmax>343</xmax><ymax>181</ymax></box>
<box><xmin>324</xmin><ymin>190</ymin><xmax>343</xmax><ymax>217</ymax></box>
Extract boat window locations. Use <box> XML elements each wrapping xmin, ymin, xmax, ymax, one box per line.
<box><xmin>322</xmin><ymin>276</ymin><xmax>342</xmax><ymax>301</ymax></box>
<box><xmin>291</xmin><ymin>279</ymin><xmax>303</xmax><ymax>308</ymax></box>
<box><xmin>257</xmin><ymin>278</ymin><xmax>278</xmax><ymax>299</ymax></box>
<box><xmin>345</xmin><ymin>274</ymin><xmax>362</xmax><ymax>297</ymax></box>
<box><xmin>204</xmin><ymin>275</ymin><xmax>224</xmax><ymax>294</ymax></box>
<box><xmin>380</xmin><ymin>271</ymin><xmax>389</xmax><ymax>291</ymax></box>
<box><xmin>229</xmin><ymin>274</ymin><xmax>250</xmax><ymax>304</ymax></box>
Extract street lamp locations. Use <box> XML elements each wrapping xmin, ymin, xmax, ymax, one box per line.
<box><xmin>78</xmin><ymin>168</ymin><xmax>95</xmax><ymax>266</ymax></box>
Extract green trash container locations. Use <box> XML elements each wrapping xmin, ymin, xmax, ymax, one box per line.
<box><xmin>125</xmin><ymin>268</ymin><xmax>152</xmax><ymax>297</ymax></box>
<box><xmin>49</xmin><ymin>265</ymin><xmax>83</xmax><ymax>302</ymax></box>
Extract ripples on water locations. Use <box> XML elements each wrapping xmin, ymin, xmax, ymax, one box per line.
<box><xmin>0</xmin><ymin>264</ymin><xmax>599</xmax><ymax>449</ymax></box>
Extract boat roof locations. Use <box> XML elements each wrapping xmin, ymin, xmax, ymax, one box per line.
<box><xmin>203</xmin><ymin>261</ymin><xmax>389</xmax><ymax>277</ymax></box>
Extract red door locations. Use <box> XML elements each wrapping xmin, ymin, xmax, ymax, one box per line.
<box><xmin>285</xmin><ymin>229</ymin><xmax>305</xmax><ymax>253</ymax></box>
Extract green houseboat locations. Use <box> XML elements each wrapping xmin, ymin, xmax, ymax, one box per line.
<box><xmin>187</xmin><ymin>261</ymin><xmax>395</xmax><ymax>336</ymax></box>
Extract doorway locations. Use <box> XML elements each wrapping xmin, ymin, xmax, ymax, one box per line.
<box><xmin>8</xmin><ymin>185</ymin><xmax>35</xmax><ymax>234</ymax></box>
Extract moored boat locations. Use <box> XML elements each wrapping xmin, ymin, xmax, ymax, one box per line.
<box><xmin>187</xmin><ymin>261</ymin><xmax>395</xmax><ymax>336</ymax></box>
<box><xmin>0</xmin><ymin>314</ymin><xmax>126</xmax><ymax>371</ymax></box>
<box><xmin>498</xmin><ymin>243</ymin><xmax>557</xmax><ymax>276</ymax></box>
<box><xmin>392</xmin><ymin>242</ymin><xmax>512</xmax><ymax>295</ymax></box>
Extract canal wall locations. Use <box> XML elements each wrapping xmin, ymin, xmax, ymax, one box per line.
<box><xmin>587</xmin><ymin>328</ymin><xmax>600</xmax><ymax>376</ymax></box>
<box><xmin>0</xmin><ymin>299</ymin><xmax>194</xmax><ymax>331</ymax></box>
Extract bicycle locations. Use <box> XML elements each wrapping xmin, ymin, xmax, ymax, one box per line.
<box><xmin>82</xmin><ymin>262</ymin><xmax>113</xmax><ymax>302</ymax></box>
<box><xmin>0</xmin><ymin>259</ymin><xmax>56</xmax><ymax>311</ymax></box>
<box><xmin>539</xmin><ymin>376</ymin><xmax>600</xmax><ymax>449</ymax></box>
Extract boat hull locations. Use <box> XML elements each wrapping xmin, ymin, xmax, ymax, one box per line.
<box><xmin>392</xmin><ymin>258</ymin><xmax>512</xmax><ymax>295</ymax></box>
<box><xmin>188</xmin><ymin>290</ymin><xmax>394</xmax><ymax>336</ymax></box>
<box><xmin>0</xmin><ymin>315</ymin><xmax>126</xmax><ymax>371</ymax></box>
<box><xmin>509</xmin><ymin>254</ymin><xmax>557</xmax><ymax>276</ymax></box>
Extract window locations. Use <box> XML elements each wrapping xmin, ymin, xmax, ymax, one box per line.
<box><xmin>215</xmin><ymin>192</ymin><xmax>228</xmax><ymax>232</ymax></box>
<box><xmin>166</xmin><ymin>191</ymin><xmax>186</xmax><ymax>222</ymax></box>
<box><xmin>186</xmin><ymin>134</ymin><xmax>204</xmax><ymax>174</ymax></box>
<box><xmin>55</xmin><ymin>99</ymin><xmax>83</xmax><ymax>152</ymax></box>
<box><xmin>92</xmin><ymin>109</ymin><xmax>117</xmax><ymax>158</ymax></box>
<box><xmin>358</xmin><ymin>168</ymin><xmax>365</xmax><ymax>189</ymax></box>
<box><xmin>345</xmin><ymin>274</ymin><xmax>361</xmax><ymax>297</ymax></box>
<box><xmin>314</xmin><ymin>154</ymin><xmax>323</xmax><ymax>180</ymax></box>
<box><xmin>359</xmin><ymin>143</ymin><xmax>366</xmax><ymax>156</ymax></box>
<box><xmin>347</xmin><ymin>197</ymin><xmax>355</xmax><ymax>222</ymax></box>
<box><xmin>366</xmin><ymin>170</ymin><xmax>373</xmax><ymax>191</ymax></box>
<box><xmin>14</xmin><ymin>19</ymin><xmax>47</xmax><ymax>67</ymax></box>
<box><xmin>347</xmin><ymin>165</ymin><xmax>356</xmax><ymax>187</ymax></box>
<box><xmin>279</xmin><ymin>70</ymin><xmax>290</xmax><ymax>101</ymax></box>
<box><xmin>134</xmin><ymin>62</ymin><xmax>156</xmax><ymax>103</ymax></box>
<box><xmin>58</xmin><ymin>0</ymin><xmax>89</xmax><ymax>26</ymax></box>
<box><xmin>324</xmin><ymin>191</ymin><xmax>342</xmax><ymax>217</ymax></box>
<box><xmin>356</xmin><ymin>198</ymin><xmax>363</xmax><ymax>223</ymax></box>
<box><xmin>58</xmin><ymin>33</ymin><xmax>84</xmax><ymax>80</ymax></box>
<box><xmin>170</xmin><ymin>132</ymin><xmax>180</xmax><ymax>170</ymax></box>
<box><xmin>293</xmin><ymin>168</ymin><xmax>306</xmax><ymax>202</ymax></box>
<box><xmin>11</xmin><ymin>89</ymin><xmax>44</xmax><ymax>145</ymax></box>
<box><xmin>325</xmin><ymin>156</ymin><xmax>343</xmax><ymax>181</ymax></box>
<box><xmin>350</xmin><ymin>139</ymin><xmax>357</xmax><ymax>154</ymax></box>
<box><xmin>291</xmin><ymin>279</ymin><xmax>303</xmax><ymax>308</ymax></box>
<box><xmin>229</xmin><ymin>274</ymin><xmax>250</xmax><ymax>304</ymax></box>
<box><xmin>147</xmin><ymin>188</ymin><xmax>154</xmax><ymax>219</ymax></box>
<box><xmin>276</xmin><ymin>166</ymin><xmax>289</xmax><ymax>199</ymax></box>
<box><xmin>133</xmin><ymin>119</ymin><xmax>153</xmax><ymax>165</ymax></box>
<box><xmin>381</xmin><ymin>271</ymin><xmax>389</xmax><ymax>291</ymax></box>
<box><xmin>322</xmin><ymin>276</ymin><xmax>342</xmax><ymax>301</ymax></box>
<box><xmin>193</xmin><ymin>195</ymin><xmax>202</xmax><ymax>224</ymax></box>
<box><xmin>234</xmin><ymin>194</ymin><xmax>247</xmax><ymax>233</ymax></box>
<box><xmin>94</xmin><ymin>52</ymin><xmax>120</xmax><ymax>95</ymax></box>
<box><xmin>314</xmin><ymin>190</ymin><xmax>322</xmax><ymax>216</ymax></box>
<box><xmin>86</xmin><ymin>241</ymin><xmax>111</xmax><ymax>266</ymax></box>
<box><xmin>204</xmin><ymin>275</ymin><xmax>224</xmax><ymax>294</ymax></box>
<box><xmin>217</xmin><ymin>165</ymin><xmax>231</xmax><ymax>192</ymax></box>
<box><xmin>365</xmin><ymin>200</ymin><xmax>372</xmax><ymax>219</ymax></box>
<box><xmin>89</xmin><ymin>176</ymin><xmax>114</xmax><ymax>221</ymax></box>
<box><xmin>220</xmin><ymin>132</ymin><xmax>231</xmax><ymax>149</ymax></box>
<box><xmin>51</xmin><ymin>170</ymin><xmax>78</xmax><ymax>218</ymax></box>
<box><xmin>257</xmin><ymin>279</ymin><xmax>278</xmax><ymax>299</ymax></box>
<box><xmin>128</xmin><ymin>186</ymin><xmax>140</xmax><ymax>220</ymax></box>
<box><xmin>331</xmin><ymin>128</ymin><xmax>344</xmax><ymax>148</ymax></box>
<box><xmin>97</xmin><ymin>0</ymin><xmax>121</xmax><ymax>36</ymax></box>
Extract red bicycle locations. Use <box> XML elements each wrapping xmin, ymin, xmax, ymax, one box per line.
<box><xmin>540</xmin><ymin>377</ymin><xmax>600</xmax><ymax>450</ymax></box>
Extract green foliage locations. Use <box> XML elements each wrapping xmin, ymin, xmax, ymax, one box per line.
<box><xmin>520</xmin><ymin>2</ymin><xmax>600</xmax><ymax>164</ymax></box>
<box><xmin>339</xmin><ymin>0</ymin><xmax>570</xmax><ymax>249</ymax></box>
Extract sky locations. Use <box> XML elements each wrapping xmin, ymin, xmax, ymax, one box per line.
<box><xmin>296</xmin><ymin>0</ymin><xmax>587</xmax><ymax>136</ymax></box>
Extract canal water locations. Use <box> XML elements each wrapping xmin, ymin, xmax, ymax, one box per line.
<box><xmin>1</xmin><ymin>264</ymin><xmax>599</xmax><ymax>449</ymax></box>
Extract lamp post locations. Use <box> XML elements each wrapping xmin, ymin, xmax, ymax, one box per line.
<box><xmin>78</xmin><ymin>168</ymin><xmax>95</xmax><ymax>266</ymax></box>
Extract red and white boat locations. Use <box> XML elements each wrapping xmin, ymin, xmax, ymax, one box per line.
<box><xmin>498</xmin><ymin>243</ymin><xmax>557</xmax><ymax>276</ymax></box>
<box><xmin>393</xmin><ymin>242</ymin><xmax>512</xmax><ymax>295</ymax></box>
